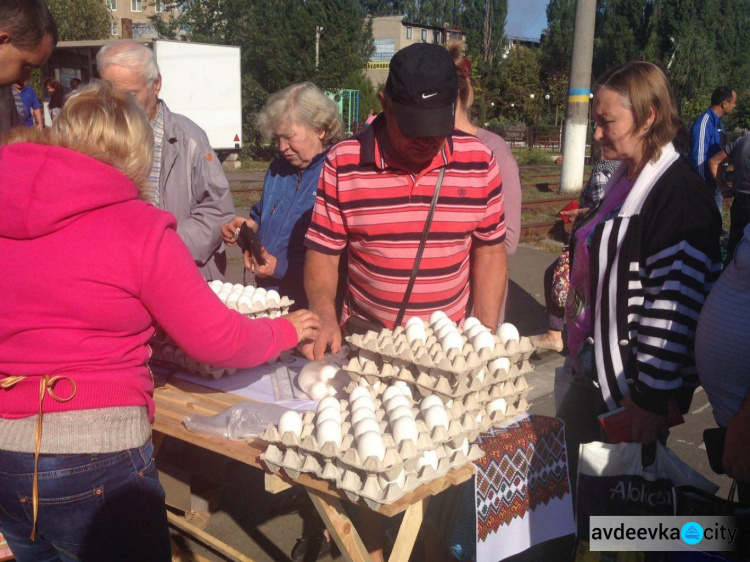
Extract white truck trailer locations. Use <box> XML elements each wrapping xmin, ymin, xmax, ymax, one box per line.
<box><xmin>44</xmin><ymin>39</ymin><xmax>242</xmax><ymax>158</ymax></box>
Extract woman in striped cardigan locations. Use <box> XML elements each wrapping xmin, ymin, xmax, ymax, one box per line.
<box><xmin>556</xmin><ymin>62</ymin><xmax>722</xmax><ymax>482</ymax></box>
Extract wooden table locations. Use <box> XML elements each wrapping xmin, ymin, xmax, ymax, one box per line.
<box><xmin>153</xmin><ymin>378</ymin><xmax>475</xmax><ymax>562</ymax></box>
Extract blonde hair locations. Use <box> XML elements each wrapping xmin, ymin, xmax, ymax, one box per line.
<box><xmin>595</xmin><ymin>61</ymin><xmax>679</xmax><ymax>162</ymax></box>
<box><xmin>447</xmin><ymin>41</ymin><xmax>473</xmax><ymax>109</ymax></box>
<box><xmin>255</xmin><ymin>82</ymin><xmax>343</xmax><ymax>148</ymax></box>
<box><xmin>50</xmin><ymin>80</ymin><xmax>154</xmax><ymax>194</ymax></box>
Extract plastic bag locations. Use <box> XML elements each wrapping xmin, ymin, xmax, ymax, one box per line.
<box><xmin>183</xmin><ymin>401</ymin><xmax>290</xmax><ymax>441</ymax></box>
<box><xmin>575</xmin><ymin>441</ymin><xmax>719</xmax><ymax>561</ymax></box>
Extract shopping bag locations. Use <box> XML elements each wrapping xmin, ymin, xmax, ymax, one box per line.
<box><xmin>575</xmin><ymin>442</ymin><xmax>718</xmax><ymax>561</ymax></box>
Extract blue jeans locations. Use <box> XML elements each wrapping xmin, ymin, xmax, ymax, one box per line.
<box><xmin>0</xmin><ymin>439</ymin><xmax>171</xmax><ymax>562</ymax></box>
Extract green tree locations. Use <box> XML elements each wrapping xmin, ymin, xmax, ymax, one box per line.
<box><xmin>494</xmin><ymin>46</ymin><xmax>541</xmax><ymax>125</ymax></box>
<box><xmin>152</xmin><ymin>0</ymin><xmax>373</xmax><ymax>157</ymax></box>
<box><xmin>47</xmin><ymin>0</ymin><xmax>111</xmax><ymax>41</ymax></box>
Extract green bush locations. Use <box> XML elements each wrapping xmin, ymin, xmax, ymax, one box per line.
<box><xmin>514</xmin><ymin>148</ymin><xmax>556</xmax><ymax>165</ymax></box>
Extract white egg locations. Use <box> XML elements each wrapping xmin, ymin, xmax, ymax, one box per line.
<box><xmin>315</xmin><ymin>419</ymin><xmax>342</xmax><ymax>447</ymax></box>
<box><xmin>417</xmin><ymin>449</ymin><xmax>439</xmax><ymax>471</ymax></box>
<box><xmin>209</xmin><ymin>279</ymin><xmax>223</xmax><ymax>292</ymax></box>
<box><xmin>471</xmin><ymin>331</ymin><xmax>495</xmax><ymax>351</ymax></box>
<box><xmin>405</xmin><ymin>323</ymin><xmax>427</xmax><ymax>344</ymax></box>
<box><xmin>497</xmin><ymin>323</ymin><xmax>520</xmax><ymax>345</ymax></box>
<box><xmin>265</xmin><ymin>290</ymin><xmax>281</xmax><ymax>306</ymax></box>
<box><xmin>349</xmin><ymin>386</ymin><xmax>371</xmax><ymax>402</ymax></box>
<box><xmin>429</xmin><ymin>310</ymin><xmax>448</xmax><ymax>326</ymax></box>
<box><xmin>317</xmin><ymin>396</ymin><xmax>340</xmax><ymax>413</ymax></box>
<box><xmin>419</xmin><ymin>394</ymin><xmax>444</xmax><ymax>412</ymax></box>
<box><xmin>465</xmin><ymin>323</ymin><xmax>487</xmax><ymax>340</ymax></box>
<box><xmin>446</xmin><ymin>437</ymin><xmax>469</xmax><ymax>458</ymax></box>
<box><xmin>405</xmin><ymin>316</ymin><xmax>425</xmax><ymax>329</ymax></box>
<box><xmin>431</xmin><ymin>316</ymin><xmax>454</xmax><ymax>333</ymax></box>
<box><xmin>217</xmin><ymin>289</ymin><xmax>232</xmax><ymax>303</ymax></box>
<box><xmin>232</xmin><ymin>283</ymin><xmax>245</xmax><ymax>292</ymax></box>
<box><xmin>488</xmin><ymin>357</ymin><xmax>511</xmax><ymax>373</ymax></box>
<box><xmin>237</xmin><ymin>295</ymin><xmax>253</xmax><ymax>310</ymax></box>
<box><xmin>278</xmin><ymin>410</ymin><xmax>303</xmax><ymax>437</ymax></box>
<box><xmin>318</xmin><ymin>363</ymin><xmax>340</xmax><ymax>381</ymax></box>
<box><xmin>381</xmin><ymin>385</ymin><xmax>405</xmax><ymax>404</ymax></box>
<box><xmin>436</xmin><ymin>323</ymin><xmax>458</xmax><ymax>341</ymax></box>
<box><xmin>462</xmin><ymin>316</ymin><xmax>482</xmax><ymax>331</ymax></box>
<box><xmin>357</xmin><ymin>430</ymin><xmax>386</xmax><ymax>462</ymax></box>
<box><xmin>350</xmin><ymin>396</ymin><xmax>376</xmax><ymax>413</ymax></box>
<box><xmin>440</xmin><ymin>331</ymin><xmax>463</xmax><ymax>352</ymax></box>
<box><xmin>388</xmin><ymin>405</ymin><xmax>414</xmax><ymax>422</ymax></box>
<box><xmin>422</xmin><ymin>405</ymin><xmax>449</xmax><ymax>430</ymax></box>
<box><xmin>251</xmin><ymin>292</ymin><xmax>267</xmax><ymax>306</ymax></box>
<box><xmin>487</xmin><ymin>398</ymin><xmax>508</xmax><ymax>416</ymax></box>
<box><xmin>353</xmin><ymin>417</ymin><xmax>381</xmax><ymax>437</ymax></box>
<box><xmin>226</xmin><ymin>292</ymin><xmax>241</xmax><ymax>309</ymax></box>
<box><xmin>393</xmin><ymin>380</ymin><xmax>413</xmax><ymax>398</ymax></box>
<box><xmin>316</xmin><ymin>406</ymin><xmax>342</xmax><ymax>425</ymax></box>
<box><xmin>378</xmin><ymin>469</ymin><xmax>406</xmax><ymax>490</ymax></box>
<box><xmin>309</xmin><ymin>381</ymin><xmax>330</xmax><ymax>402</ymax></box>
<box><xmin>358</xmin><ymin>350</ymin><xmax>379</xmax><ymax>366</ymax></box>
<box><xmin>384</xmin><ymin>394</ymin><xmax>410</xmax><ymax>414</ymax></box>
<box><xmin>390</xmin><ymin>416</ymin><xmax>418</xmax><ymax>445</ymax></box>
<box><xmin>350</xmin><ymin>407</ymin><xmax>377</xmax><ymax>426</ymax></box>
<box><xmin>221</xmin><ymin>282</ymin><xmax>234</xmax><ymax>292</ymax></box>
<box><xmin>241</xmin><ymin>285</ymin><xmax>255</xmax><ymax>296</ymax></box>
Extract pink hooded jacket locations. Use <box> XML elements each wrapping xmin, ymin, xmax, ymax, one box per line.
<box><xmin>0</xmin><ymin>143</ymin><xmax>298</xmax><ymax>421</ymax></box>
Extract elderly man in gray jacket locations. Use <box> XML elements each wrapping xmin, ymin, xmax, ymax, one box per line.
<box><xmin>97</xmin><ymin>40</ymin><xmax>234</xmax><ymax>281</ymax></box>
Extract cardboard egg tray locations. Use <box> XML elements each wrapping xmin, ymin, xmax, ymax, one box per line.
<box><xmin>345</xmin><ymin>352</ymin><xmax>534</xmax><ymax>401</ymax></box>
<box><xmin>261</xmin><ymin>397</ymin><xmax>485</xmax><ymax>475</ymax></box>
<box><xmin>150</xmin><ymin>339</ymin><xmax>236</xmax><ymax>380</ymax></box>
<box><xmin>210</xmin><ymin>281</ymin><xmax>294</xmax><ymax>319</ymax></box>
<box><xmin>347</xmin><ymin>327</ymin><xmax>535</xmax><ymax>377</ymax></box>
<box><xmin>262</xmin><ymin>438</ymin><xmax>484</xmax><ymax>509</ymax></box>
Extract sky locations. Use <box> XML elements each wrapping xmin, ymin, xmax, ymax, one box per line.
<box><xmin>505</xmin><ymin>0</ymin><xmax>549</xmax><ymax>41</ymax></box>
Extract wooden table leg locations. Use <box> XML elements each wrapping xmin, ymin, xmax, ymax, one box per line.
<box><xmin>387</xmin><ymin>497</ymin><xmax>428</xmax><ymax>562</ymax></box>
<box><xmin>167</xmin><ymin>510</ymin><xmax>254</xmax><ymax>562</ymax></box>
<box><xmin>307</xmin><ymin>489</ymin><xmax>371</xmax><ymax>562</ymax></box>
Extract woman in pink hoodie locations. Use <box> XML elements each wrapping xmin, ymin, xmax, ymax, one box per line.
<box><xmin>0</xmin><ymin>81</ymin><xmax>321</xmax><ymax>562</ymax></box>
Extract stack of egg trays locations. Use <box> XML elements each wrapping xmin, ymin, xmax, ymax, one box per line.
<box><xmin>260</xmin><ymin>396</ymin><xmax>486</xmax><ymax>508</ymax></box>
<box><xmin>149</xmin><ymin>336</ymin><xmax>236</xmax><ymax>380</ymax></box>
<box><xmin>345</xmin><ymin>328</ymin><xmax>534</xmax><ymax>402</ymax></box>
<box><xmin>235</xmin><ymin>296</ymin><xmax>294</xmax><ymax>319</ymax></box>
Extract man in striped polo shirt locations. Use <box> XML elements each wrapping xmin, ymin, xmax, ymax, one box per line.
<box><xmin>303</xmin><ymin>43</ymin><xmax>507</xmax><ymax>361</ymax></box>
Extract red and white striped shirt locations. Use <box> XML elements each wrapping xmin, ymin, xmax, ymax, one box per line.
<box><xmin>305</xmin><ymin>118</ymin><xmax>505</xmax><ymax>328</ymax></box>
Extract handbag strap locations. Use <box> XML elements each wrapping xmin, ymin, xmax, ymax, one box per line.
<box><xmin>394</xmin><ymin>166</ymin><xmax>446</xmax><ymax>327</ymax></box>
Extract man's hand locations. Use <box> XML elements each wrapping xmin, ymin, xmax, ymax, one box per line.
<box><xmin>247</xmin><ymin>246</ymin><xmax>277</xmax><ymax>278</ymax></box>
<box><xmin>284</xmin><ymin>309</ymin><xmax>322</xmax><ymax>344</ymax></box>
<box><xmin>302</xmin><ymin>250</ymin><xmax>343</xmax><ymax>360</ymax></box>
<box><xmin>298</xmin><ymin>310</ymin><xmax>341</xmax><ymax>360</ymax></box>
<box><xmin>220</xmin><ymin>217</ymin><xmax>258</xmax><ymax>246</ymax></box>
<box><xmin>621</xmin><ymin>396</ymin><xmax>669</xmax><ymax>444</ymax></box>
<box><xmin>723</xmin><ymin>407</ymin><xmax>750</xmax><ymax>482</ymax></box>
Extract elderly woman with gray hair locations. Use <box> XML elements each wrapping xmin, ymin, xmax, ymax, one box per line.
<box><xmin>222</xmin><ymin>82</ymin><xmax>343</xmax><ymax>309</ymax></box>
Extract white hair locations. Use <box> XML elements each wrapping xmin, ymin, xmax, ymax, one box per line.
<box><xmin>96</xmin><ymin>40</ymin><xmax>160</xmax><ymax>88</ymax></box>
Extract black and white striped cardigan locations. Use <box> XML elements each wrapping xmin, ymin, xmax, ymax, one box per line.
<box><xmin>575</xmin><ymin>143</ymin><xmax>723</xmax><ymax>415</ymax></box>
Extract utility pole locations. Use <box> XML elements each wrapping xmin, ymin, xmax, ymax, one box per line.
<box><xmin>560</xmin><ymin>0</ymin><xmax>597</xmax><ymax>193</ymax></box>
<box><xmin>315</xmin><ymin>26</ymin><xmax>323</xmax><ymax>70</ymax></box>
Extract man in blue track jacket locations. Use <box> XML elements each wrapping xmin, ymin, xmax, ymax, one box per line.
<box><xmin>689</xmin><ymin>86</ymin><xmax>737</xmax><ymax>213</ymax></box>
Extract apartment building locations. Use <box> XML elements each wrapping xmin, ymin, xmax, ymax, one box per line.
<box><xmin>366</xmin><ymin>14</ymin><xmax>464</xmax><ymax>87</ymax></box>
<box><xmin>104</xmin><ymin>0</ymin><xmax>166</xmax><ymax>39</ymax></box>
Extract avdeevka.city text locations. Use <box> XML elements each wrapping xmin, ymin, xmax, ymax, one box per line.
<box><xmin>591</xmin><ymin>522</ymin><xmax>737</xmax><ymax>543</ymax></box>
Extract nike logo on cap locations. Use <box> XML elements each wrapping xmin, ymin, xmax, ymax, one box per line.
<box><xmin>422</xmin><ymin>92</ymin><xmax>437</xmax><ymax>99</ymax></box>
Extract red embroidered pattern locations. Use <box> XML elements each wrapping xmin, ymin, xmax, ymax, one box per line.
<box><xmin>475</xmin><ymin>416</ymin><xmax>569</xmax><ymax>541</ymax></box>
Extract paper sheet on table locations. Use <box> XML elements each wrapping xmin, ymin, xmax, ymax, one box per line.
<box><xmin>174</xmin><ymin>355</ymin><xmax>316</xmax><ymax>411</ymax></box>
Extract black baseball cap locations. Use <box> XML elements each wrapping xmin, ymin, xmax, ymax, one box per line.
<box><xmin>385</xmin><ymin>43</ymin><xmax>457</xmax><ymax>138</ymax></box>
